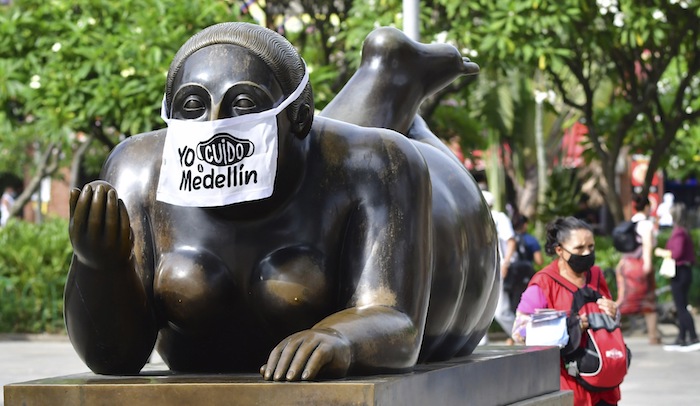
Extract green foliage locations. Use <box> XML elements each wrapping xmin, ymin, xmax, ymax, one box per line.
<box><xmin>424</xmin><ymin>0</ymin><xmax>700</xmax><ymax>222</ymax></box>
<box><xmin>0</xmin><ymin>0</ymin><xmax>247</xmax><ymax>177</ymax></box>
<box><xmin>0</xmin><ymin>218</ymin><xmax>72</xmax><ymax>333</ymax></box>
<box><xmin>430</xmin><ymin>101</ymin><xmax>485</xmax><ymax>148</ymax></box>
<box><xmin>667</xmin><ymin>125</ymin><xmax>700</xmax><ymax>182</ymax></box>
<box><xmin>593</xmin><ymin>234</ymin><xmax>622</xmax><ymax>300</ymax></box>
<box><xmin>538</xmin><ymin>166</ymin><xmax>582</xmax><ymax>224</ymax></box>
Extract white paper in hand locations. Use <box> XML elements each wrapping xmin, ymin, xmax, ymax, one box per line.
<box><xmin>525</xmin><ymin>310</ymin><xmax>569</xmax><ymax>347</ymax></box>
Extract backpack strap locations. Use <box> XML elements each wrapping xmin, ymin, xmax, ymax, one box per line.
<box><xmin>540</xmin><ymin>266</ymin><xmax>590</xmax><ymax>293</ymax></box>
<box><xmin>541</xmin><ymin>267</ymin><xmax>601</xmax><ymax>315</ymax></box>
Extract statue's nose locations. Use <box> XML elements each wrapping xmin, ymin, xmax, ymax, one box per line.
<box><xmin>208</xmin><ymin>102</ymin><xmax>221</xmax><ymax>121</ymax></box>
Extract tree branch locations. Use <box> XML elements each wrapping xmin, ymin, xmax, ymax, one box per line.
<box><xmin>8</xmin><ymin>142</ymin><xmax>61</xmax><ymax>219</ymax></box>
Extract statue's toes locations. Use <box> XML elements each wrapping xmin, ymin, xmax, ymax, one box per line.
<box><xmin>462</xmin><ymin>57</ymin><xmax>480</xmax><ymax>75</ymax></box>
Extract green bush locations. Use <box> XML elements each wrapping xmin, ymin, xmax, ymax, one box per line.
<box><xmin>591</xmin><ymin>235</ymin><xmax>622</xmax><ymax>300</ymax></box>
<box><xmin>0</xmin><ymin>218</ymin><xmax>71</xmax><ymax>333</ymax></box>
<box><xmin>1</xmin><ymin>217</ymin><xmax>698</xmax><ymax>334</ymax></box>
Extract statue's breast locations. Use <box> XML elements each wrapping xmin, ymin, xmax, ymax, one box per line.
<box><xmin>154</xmin><ymin>248</ymin><xmax>240</xmax><ymax>334</ymax></box>
<box><xmin>153</xmin><ymin>243</ymin><xmax>333</xmax><ymax>336</ymax></box>
<box><xmin>250</xmin><ymin>245</ymin><xmax>333</xmax><ymax>332</ymax></box>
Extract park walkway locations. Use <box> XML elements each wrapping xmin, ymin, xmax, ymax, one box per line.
<box><xmin>2</xmin><ymin>315</ymin><xmax>699</xmax><ymax>405</ymax></box>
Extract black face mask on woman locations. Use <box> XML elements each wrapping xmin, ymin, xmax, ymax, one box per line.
<box><xmin>562</xmin><ymin>248</ymin><xmax>595</xmax><ymax>274</ymax></box>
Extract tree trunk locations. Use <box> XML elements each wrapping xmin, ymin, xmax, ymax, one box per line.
<box><xmin>601</xmin><ymin>158</ymin><xmax>624</xmax><ymax>225</ymax></box>
<box><xmin>515</xmin><ymin>166</ymin><xmax>539</xmax><ymax>218</ymax></box>
<box><xmin>9</xmin><ymin>143</ymin><xmax>61</xmax><ymax>220</ymax></box>
<box><xmin>70</xmin><ymin>136</ymin><xmax>94</xmax><ymax>189</ymax></box>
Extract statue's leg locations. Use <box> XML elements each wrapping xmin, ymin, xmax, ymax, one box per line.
<box><xmin>320</xmin><ymin>27</ymin><xmax>478</xmax><ymax>135</ymax></box>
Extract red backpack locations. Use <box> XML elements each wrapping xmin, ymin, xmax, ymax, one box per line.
<box><xmin>544</xmin><ymin>270</ymin><xmax>631</xmax><ymax>392</ymax></box>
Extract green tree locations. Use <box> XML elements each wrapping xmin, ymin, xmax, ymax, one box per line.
<box><xmin>465</xmin><ymin>0</ymin><xmax>700</xmax><ymax>223</ymax></box>
<box><xmin>402</xmin><ymin>0</ymin><xmax>700</xmax><ymax>224</ymax></box>
<box><xmin>0</xmin><ymin>0</ymin><xmax>247</xmax><ymax>219</ymax></box>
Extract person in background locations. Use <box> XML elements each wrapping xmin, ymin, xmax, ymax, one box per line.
<box><xmin>658</xmin><ymin>203</ymin><xmax>700</xmax><ymax>351</ymax></box>
<box><xmin>512</xmin><ymin>214</ymin><xmax>544</xmax><ymax>267</ymax></box>
<box><xmin>512</xmin><ymin>216</ymin><xmax>621</xmax><ymax>406</ymax></box>
<box><xmin>447</xmin><ymin>135</ymin><xmax>465</xmax><ymax>163</ymax></box>
<box><xmin>482</xmin><ymin>190</ymin><xmax>517</xmax><ymax>345</ymax></box>
<box><xmin>615</xmin><ymin>195</ymin><xmax>660</xmax><ymax>344</ymax></box>
<box><xmin>505</xmin><ymin>214</ymin><xmax>543</xmax><ymax>314</ymax></box>
<box><xmin>655</xmin><ymin>192</ymin><xmax>675</xmax><ymax>230</ymax></box>
<box><xmin>1</xmin><ymin>186</ymin><xmax>16</xmax><ymax>227</ymax></box>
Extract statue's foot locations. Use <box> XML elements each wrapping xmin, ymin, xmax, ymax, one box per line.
<box><xmin>359</xmin><ymin>27</ymin><xmax>479</xmax><ymax>95</ymax></box>
<box><xmin>321</xmin><ymin>26</ymin><xmax>480</xmax><ymax>134</ymax></box>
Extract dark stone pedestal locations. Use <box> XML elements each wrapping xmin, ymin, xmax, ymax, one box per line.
<box><xmin>4</xmin><ymin>346</ymin><xmax>572</xmax><ymax>406</ymax></box>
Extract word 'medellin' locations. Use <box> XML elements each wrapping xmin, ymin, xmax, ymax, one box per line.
<box><xmin>179</xmin><ymin>164</ymin><xmax>258</xmax><ymax>191</ymax></box>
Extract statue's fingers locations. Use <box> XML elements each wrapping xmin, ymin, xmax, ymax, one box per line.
<box><xmin>287</xmin><ymin>340</ymin><xmax>320</xmax><ymax>381</ymax></box>
<box><xmin>273</xmin><ymin>339</ymin><xmax>303</xmax><ymax>381</ymax></box>
<box><xmin>103</xmin><ymin>189</ymin><xmax>120</xmax><ymax>250</ymax></box>
<box><xmin>69</xmin><ymin>188</ymin><xmax>81</xmax><ymax>219</ymax></box>
<box><xmin>86</xmin><ymin>184</ymin><xmax>107</xmax><ymax>243</ymax></box>
<box><xmin>262</xmin><ymin>342</ymin><xmax>284</xmax><ymax>381</ymax></box>
<box><xmin>118</xmin><ymin>198</ymin><xmax>132</xmax><ymax>258</ymax></box>
<box><xmin>298</xmin><ymin>342</ymin><xmax>329</xmax><ymax>381</ymax></box>
<box><xmin>70</xmin><ymin>186</ymin><xmax>94</xmax><ymax>241</ymax></box>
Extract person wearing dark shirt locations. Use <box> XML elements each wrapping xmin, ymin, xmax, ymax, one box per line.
<box><xmin>658</xmin><ymin>203</ymin><xmax>699</xmax><ymax>352</ymax></box>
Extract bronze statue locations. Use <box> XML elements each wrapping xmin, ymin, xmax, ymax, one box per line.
<box><xmin>65</xmin><ymin>22</ymin><xmax>499</xmax><ymax>381</ymax></box>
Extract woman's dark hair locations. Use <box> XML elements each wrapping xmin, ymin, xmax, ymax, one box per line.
<box><xmin>512</xmin><ymin>214</ymin><xmax>529</xmax><ymax>231</ymax></box>
<box><xmin>544</xmin><ymin>216</ymin><xmax>593</xmax><ymax>256</ymax></box>
<box><xmin>633</xmin><ymin>194</ymin><xmax>650</xmax><ymax>212</ymax></box>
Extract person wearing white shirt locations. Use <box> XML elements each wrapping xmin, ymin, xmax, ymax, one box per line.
<box><xmin>0</xmin><ymin>186</ymin><xmax>16</xmax><ymax>227</ymax></box>
<box><xmin>656</xmin><ymin>192</ymin><xmax>674</xmax><ymax>230</ymax></box>
<box><xmin>482</xmin><ymin>190</ymin><xmax>517</xmax><ymax>344</ymax></box>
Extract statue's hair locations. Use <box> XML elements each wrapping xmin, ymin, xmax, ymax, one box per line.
<box><xmin>165</xmin><ymin>22</ymin><xmax>313</xmax><ymax>122</ymax></box>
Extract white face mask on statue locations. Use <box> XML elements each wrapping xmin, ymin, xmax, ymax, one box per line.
<box><xmin>156</xmin><ymin>68</ymin><xmax>309</xmax><ymax>207</ymax></box>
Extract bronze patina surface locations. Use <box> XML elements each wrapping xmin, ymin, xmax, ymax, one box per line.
<box><xmin>5</xmin><ymin>347</ymin><xmax>572</xmax><ymax>406</ymax></box>
<box><xmin>65</xmin><ymin>22</ymin><xmax>500</xmax><ymax>381</ymax></box>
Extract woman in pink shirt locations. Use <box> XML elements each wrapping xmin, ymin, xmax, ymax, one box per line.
<box><xmin>659</xmin><ymin>203</ymin><xmax>699</xmax><ymax>351</ymax></box>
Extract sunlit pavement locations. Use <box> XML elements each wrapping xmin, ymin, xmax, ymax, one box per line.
<box><xmin>2</xmin><ymin>316</ymin><xmax>699</xmax><ymax>406</ymax></box>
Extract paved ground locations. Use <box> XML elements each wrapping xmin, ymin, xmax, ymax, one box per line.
<box><xmin>2</xmin><ymin>316</ymin><xmax>699</xmax><ymax>405</ymax></box>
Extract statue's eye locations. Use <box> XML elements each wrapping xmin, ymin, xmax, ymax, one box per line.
<box><xmin>233</xmin><ymin>95</ymin><xmax>256</xmax><ymax>112</ymax></box>
<box><xmin>174</xmin><ymin>95</ymin><xmax>207</xmax><ymax>120</ymax></box>
<box><xmin>183</xmin><ymin>96</ymin><xmax>205</xmax><ymax>116</ymax></box>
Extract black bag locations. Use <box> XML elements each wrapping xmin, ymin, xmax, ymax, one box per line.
<box><xmin>611</xmin><ymin>221</ymin><xmax>639</xmax><ymax>253</ymax></box>
<box><xmin>504</xmin><ymin>234</ymin><xmax>535</xmax><ymax>312</ymax></box>
<box><xmin>505</xmin><ymin>261</ymin><xmax>535</xmax><ymax>312</ymax></box>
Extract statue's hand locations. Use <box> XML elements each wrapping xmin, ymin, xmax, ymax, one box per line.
<box><xmin>69</xmin><ymin>181</ymin><xmax>132</xmax><ymax>271</ymax></box>
<box><xmin>260</xmin><ymin>328</ymin><xmax>352</xmax><ymax>381</ymax></box>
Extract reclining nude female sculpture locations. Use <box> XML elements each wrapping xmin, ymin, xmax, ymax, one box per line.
<box><xmin>65</xmin><ymin>22</ymin><xmax>499</xmax><ymax>381</ymax></box>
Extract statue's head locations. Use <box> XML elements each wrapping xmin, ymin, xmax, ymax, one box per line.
<box><xmin>164</xmin><ymin>22</ymin><xmax>313</xmax><ymax>137</ymax></box>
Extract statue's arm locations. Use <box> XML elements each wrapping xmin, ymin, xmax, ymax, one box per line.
<box><xmin>261</xmin><ymin>132</ymin><xmax>432</xmax><ymax>381</ymax></box>
<box><xmin>65</xmin><ymin>136</ymin><xmax>159</xmax><ymax>374</ymax></box>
